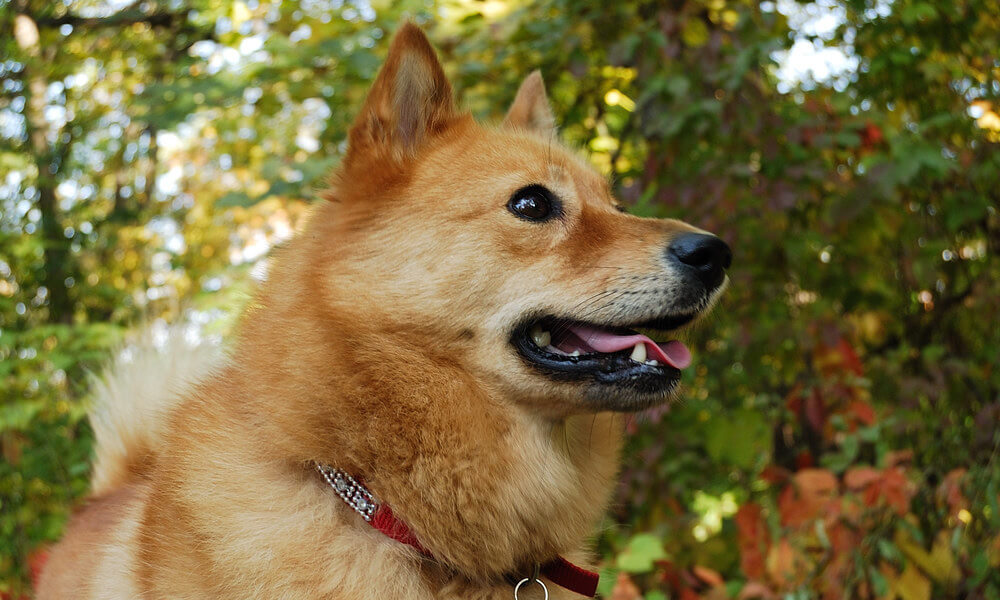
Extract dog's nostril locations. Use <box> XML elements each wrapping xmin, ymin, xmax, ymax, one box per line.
<box><xmin>667</xmin><ymin>233</ymin><xmax>732</xmax><ymax>290</ymax></box>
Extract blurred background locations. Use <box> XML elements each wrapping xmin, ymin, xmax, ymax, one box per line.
<box><xmin>1</xmin><ymin>0</ymin><xmax>999</xmax><ymax>598</ymax></box>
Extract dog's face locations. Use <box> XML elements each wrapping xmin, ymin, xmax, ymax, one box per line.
<box><xmin>314</xmin><ymin>25</ymin><xmax>730</xmax><ymax>415</ymax></box>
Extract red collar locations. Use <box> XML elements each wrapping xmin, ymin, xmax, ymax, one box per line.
<box><xmin>316</xmin><ymin>464</ymin><xmax>599</xmax><ymax>597</ymax></box>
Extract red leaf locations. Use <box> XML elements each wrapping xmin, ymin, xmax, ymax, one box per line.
<box><xmin>845</xmin><ymin>400</ymin><xmax>876</xmax><ymax>426</ymax></box>
<box><xmin>861</xmin><ymin>121</ymin><xmax>884</xmax><ymax>147</ymax></box>
<box><xmin>794</xmin><ymin>451</ymin><xmax>815</xmax><ymax>470</ymax></box>
<box><xmin>880</xmin><ymin>467</ymin><xmax>913</xmax><ymax>515</ymax></box>
<box><xmin>836</xmin><ymin>339</ymin><xmax>864</xmax><ymax>376</ymax></box>
<box><xmin>28</xmin><ymin>548</ymin><xmax>48</xmax><ymax>589</ymax></box>
<box><xmin>760</xmin><ymin>465</ymin><xmax>791</xmax><ymax>485</ymax></box>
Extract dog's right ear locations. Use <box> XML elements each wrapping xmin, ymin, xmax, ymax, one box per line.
<box><xmin>347</xmin><ymin>23</ymin><xmax>456</xmax><ymax>159</ymax></box>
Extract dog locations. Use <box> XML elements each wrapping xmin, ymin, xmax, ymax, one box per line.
<box><xmin>37</xmin><ymin>23</ymin><xmax>730</xmax><ymax>599</ymax></box>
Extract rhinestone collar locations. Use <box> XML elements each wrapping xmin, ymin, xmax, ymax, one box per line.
<box><xmin>316</xmin><ymin>465</ymin><xmax>378</xmax><ymax>521</ymax></box>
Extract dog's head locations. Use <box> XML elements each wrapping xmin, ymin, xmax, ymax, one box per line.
<box><xmin>309</xmin><ymin>24</ymin><xmax>730</xmax><ymax>415</ymax></box>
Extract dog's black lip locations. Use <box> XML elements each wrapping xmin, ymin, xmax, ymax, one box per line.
<box><xmin>624</xmin><ymin>313</ymin><xmax>698</xmax><ymax>333</ymax></box>
<box><xmin>510</xmin><ymin>314</ymin><xmax>695</xmax><ymax>389</ymax></box>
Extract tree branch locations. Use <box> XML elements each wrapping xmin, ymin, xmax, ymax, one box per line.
<box><xmin>31</xmin><ymin>5</ymin><xmax>190</xmax><ymax>31</ymax></box>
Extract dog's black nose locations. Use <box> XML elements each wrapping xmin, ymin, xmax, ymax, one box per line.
<box><xmin>667</xmin><ymin>233</ymin><xmax>732</xmax><ymax>290</ymax></box>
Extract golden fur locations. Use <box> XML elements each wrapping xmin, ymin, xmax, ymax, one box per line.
<box><xmin>38</xmin><ymin>24</ymin><xmax>725</xmax><ymax>599</ymax></box>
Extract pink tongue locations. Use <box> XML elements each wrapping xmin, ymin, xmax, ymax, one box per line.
<box><xmin>565</xmin><ymin>324</ymin><xmax>692</xmax><ymax>369</ymax></box>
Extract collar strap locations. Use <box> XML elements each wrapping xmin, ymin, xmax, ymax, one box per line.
<box><xmin>316</xmin><ymin>464</ymin><xmax>599</xmax><ymax>597</ymax></box>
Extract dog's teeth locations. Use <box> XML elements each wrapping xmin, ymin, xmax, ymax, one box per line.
<box><xmin>645</xmin><ymin>359</ymin><xmax>659</xmax><ymax>366</ymax></box>
<box><xmin>531</xmin><ymin>326</ymin><xmax>551</xmax><ymax>348</ymax></box>
<box><xmin>570</xmin><ymin>350</ymin><xmax>580</xmax><ymax>357</ymax></box>
<box><xmin>630</xmin><ymin>342</ymin><xmax>646</xmax><ymax>362</ymax></box>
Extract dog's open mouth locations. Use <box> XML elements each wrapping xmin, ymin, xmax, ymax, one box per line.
<box><xmin>512</xmin><ymin>313</ymin><xmax>697</xmax><ymax>393</ymax></box>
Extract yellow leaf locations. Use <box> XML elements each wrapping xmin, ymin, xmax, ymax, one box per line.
<box><xmin>892</xmin><ymin>565</ymin><xmax>930</xmax><ymax>600</ymax></box>
<box><xmin>894</xmin><ymin>527</ymin><xmax>959</xmax><ymax>584</ymax></box>
<box><xmin>721</xmin><ymin>9</ymin><xmax>740</xmax><ymax>30</ymax></box>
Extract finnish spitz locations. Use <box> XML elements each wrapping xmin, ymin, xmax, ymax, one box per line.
<box><xmin>38</xmin><ymin>23</ymin><xmax>730</xmax><ymax>600</ymax></box>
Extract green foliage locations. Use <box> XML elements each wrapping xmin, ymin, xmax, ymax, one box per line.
<box><xmin>2</xmin><ymin>0</ymin><xmax>999</xmax><ymax>597</ymax></box>
<box><xmin>616</xmin><ymin>533</ymin><xmax>669</xmax><ymax>574</ymax></box>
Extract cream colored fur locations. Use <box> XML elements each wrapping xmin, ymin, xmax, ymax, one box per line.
<box><xmin>88</xmin><ymin>328</ymin><xmax>225</xmax><ymax>495</ymax></box>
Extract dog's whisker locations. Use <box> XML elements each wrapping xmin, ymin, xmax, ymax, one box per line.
<box><xmin>554</xmin><ymin>290</ymin><xmax>620</xmax><ymax>328</ymax></box>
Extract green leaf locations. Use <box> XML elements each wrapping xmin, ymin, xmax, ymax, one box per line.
<box><xmin>616</xmin><ymin>533</ymin><xmax>668</xmax><ymax>573</ymax></box>
<box><xmin>704</xmin><ymin>409</ymin><xmax>772</xmax><ymax>469</ymax></box>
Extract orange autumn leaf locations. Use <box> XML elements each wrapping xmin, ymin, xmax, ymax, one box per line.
<box><xmin>844</xmin><ymin>466</ymin><xmax>881</xmax><ymax>491</ymax></box>
<box><xmin>735</xmin><ymin>503</ymin><xmax>769</xmax><ymax>579</ymax></box>
<box><xmin>692</xmin><ymin>565</ymin><xmax>724</xmax><ymax>587</ymax></box>
<box><xmin>779</xmin><ymin>469</ymin><xmax>839</xmax><ymax>527</ymax></box>
<box><xmin>765</xmin><ymin>539</ymin><xmax>808</xmax><ymax>587</ymax></box>
<box><xmin>796</xmin><ymin>468</ymin><xmax>839</xmax><ymax>495</ymax></box>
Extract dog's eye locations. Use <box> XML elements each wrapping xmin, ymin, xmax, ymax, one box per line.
<box><xmin>507</xmin><ymin>185</ymin><xmax>557</xmax><ymax>222</ymax></box>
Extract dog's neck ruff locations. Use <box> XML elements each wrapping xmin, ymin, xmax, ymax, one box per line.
<box><xmin>315</xmin><ymin>464</ymin><xmax>599</xmax><ymax>597</ymax></box>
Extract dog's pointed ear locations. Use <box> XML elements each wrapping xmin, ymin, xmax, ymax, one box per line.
<box><xmin>348</xmin><ymin>23</ymin><xmax>456</xmax><ymax>158</ymax></box>
<box><xmin>502</xmin><ymin>71</ymin><xmax>556</xmax><ymax>135</ymax></box>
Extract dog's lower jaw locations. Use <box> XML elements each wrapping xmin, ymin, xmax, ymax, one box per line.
<box><xmin>582</xmin><ymin>380</ymin><xmax>681</xmax><ymax>413</ymax></box>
